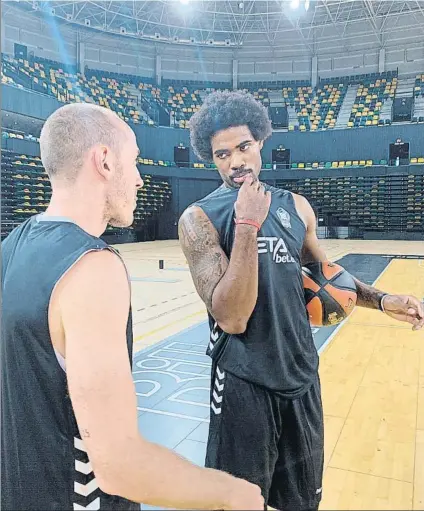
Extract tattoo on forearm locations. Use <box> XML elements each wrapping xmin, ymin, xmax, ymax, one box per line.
<box><xmin>354</xmin><ymin>278</ymin><xmax>385</xmax><ymax>310</ymax></box>
<box><xmin>179</xmin><ymin>210</ymin><xmax>227</xmax><ymax>311</ymax></box>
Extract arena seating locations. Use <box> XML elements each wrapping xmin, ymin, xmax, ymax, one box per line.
<box><xmin>1</xmin><ymin>55</ymin><xmax>151</xmax><ymax>125</ymax></box>
<box><xmin>289</xmin><ymin>158</ymin><xmax>424</xmax><ymax>170</ymax></box>
<box><xmin>275</xmin><ymin>173</ymin><xmax>424</xmax><ymax>234</ymax></box>
<box><xmin>1</xmin><ymin>56</ymin><xmax>27</xmax><ymax>88</ymax></box>
<box><xmin>162</xmin><ymin>85</ymin><xmax>203</xmax><ymax>129</ymax></box>
<box><xmin>2</xmin><ymin>128</ymin><xmax>39</xmax><ymax>142</ymax></box>
<box><xmin>0</xmin><ymin>150</ymin><xmax>172</xmax><ymax>240</ymax></box>
<box><xmin>3</xmin><ymin>53</ymin><xmax>415</xmax><ymax>132</ymax></box>
<box><xmin>136</xmin><ymin>156</ymin><xmax>422</xmax><ymax>171</ymax></box>
<box><xmin>348</xmin><ymin>76</ymin><xmax>397</xmax><ymax>128</ymax></box>
<box><xmin>413</xmin><ymin>73</ymin><xmax>424</xmax><ymax>97</ymax></box>
<box><xmin>291</xmin><ymin>160</ymin><xmax>379</xmax><ymax>170</ymax></box>
<box><xmin>412</xmin><ymin>73</ymin><xmax>424</xmax><ymax>124</ymax></box>
<box><xmin>295</xmin><ymin>82</ymin><xmax>347</xmax><ymax>131</ymax></box>
<box><xmin>1</xmin><ymin>69</ymin><xmax>19</xmax><ymax>87</ymax></box>
<box><xmin>1</xmin><ymin>151</ymin><xmax>51</xmax><ymax>240</ymax></box>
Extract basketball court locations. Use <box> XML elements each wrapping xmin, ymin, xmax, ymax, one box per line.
<box><xmin>114</xmin><ymin>240</ymin><xmax>424</xmax><ymax>510</ymax></box>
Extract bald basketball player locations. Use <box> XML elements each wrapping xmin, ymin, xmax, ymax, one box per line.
<box><xmin>1</xmin><ymin>103</ymin><xmax>264</xmax><ymax>510</ymax></box>
<box><xmin>179</xmin><ymin>91</ymin><xmax>424</xmax><ymax>511</ymax></box>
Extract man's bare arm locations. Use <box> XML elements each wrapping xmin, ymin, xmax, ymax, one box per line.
<box><xmin>179</xmin><ymin>205</ymin><xmax>259</xmax><ymax>333</ymax></box>
<box><xmin>352</xmin><ymin>278</ymin><xmax>386</xmax><ymax>309</ymax></box>
<box><xmin>296</xmin><ymin>193</ymin><xmax>385</xmax><ymax>310</ymax></box>
<box><xmin>57</xmin><ymin>249</ymin><xmax>259</xmax><ymax>509</ymax></box>
<box><xmin>178</xmin><ymin>206</ymin><xmax>229</xmax><ymax>312</ymax></box>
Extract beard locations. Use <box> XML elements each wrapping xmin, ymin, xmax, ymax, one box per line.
<box><xmin>107</xmin><ymin>213</ymin><xmax>133</xmax><ymax>228</ymax></box>
<box><xmin>104</xmin><ymin>194</ymin><xmax>134</xmax><ymax>228</ymax></box>
<box><xmin>103</xmin><ymin>170</ymin><xmax>134</xmax><ymax>228</ymax></box>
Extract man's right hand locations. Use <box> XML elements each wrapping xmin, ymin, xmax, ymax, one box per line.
<box><xmin>224</xmin><ymin>477</ymin><xmax>264</xmax><ymax>510</ymax></box>
<box><xmin>234</xmin><ymin>174</ymin><xmax>271</xmax><ymax>228</ymax></box>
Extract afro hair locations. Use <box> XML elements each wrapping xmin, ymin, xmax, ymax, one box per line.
<box><xmin>189</xmin><ymin>90</ymin><xmax>272</xmax><ymax>162</ymax></box>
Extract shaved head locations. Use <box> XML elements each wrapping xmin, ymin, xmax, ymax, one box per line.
<box><xmin>40</xmin><ymin>103</ymin><xmax>128</xmax><ymax>180</ymax></box>
<box><xmin>40</xmin><ymin>102</ymin><xmax>143</xmax><ymax>230</ymax></box>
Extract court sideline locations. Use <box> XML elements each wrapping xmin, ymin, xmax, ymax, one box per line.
<box><xmin>117</xmin><ymin>240</ymin><xmax>424</xmax><ymax>510</ymax></box>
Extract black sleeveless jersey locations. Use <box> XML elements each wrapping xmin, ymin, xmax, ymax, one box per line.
<box><xmin>195</xmin><ymin>183</ymin><xmax>319</xmax><ymax>397</ymax></box>
<box><xmin>1</xmin><ymin>215</ymin><xmax>138</xmax><ymax>510</ymax></box>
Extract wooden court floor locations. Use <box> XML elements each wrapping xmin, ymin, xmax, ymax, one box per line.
<box><xmin>116</xmin><ymin>240</ymin><xmax>424</xmax><ymax>510</ymax></box>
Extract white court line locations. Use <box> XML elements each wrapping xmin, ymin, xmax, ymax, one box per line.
<box><xmin>318</xmin><ymin>258</ymin><xmax>394</xmax><ymax>355</ymax></box>
<box><xmin>138</xmin><ymin>407</ymin><xmax>209</xmax><ymax>423</ymax></box>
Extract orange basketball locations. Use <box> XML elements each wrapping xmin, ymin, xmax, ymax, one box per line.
<box><xmin>302</xmin><ymin>261</ymin><xmax>357</xmax><ymax>327</ymax></box>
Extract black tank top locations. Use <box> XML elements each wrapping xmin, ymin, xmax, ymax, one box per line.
<box><xmin>195</xmin><ymin>183</ymin><xmax>318</xmax><ymax>397</ymax></box>
<box><xmin>1</xmin><ymin>215</ymin><xmax>138</xmax><ymax>510</ymax></box>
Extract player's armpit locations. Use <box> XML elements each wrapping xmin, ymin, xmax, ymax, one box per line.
<box><xmin>292</xmin><ymin>194</ymin><xmax>328</xmax><ymax>265</ymax></box>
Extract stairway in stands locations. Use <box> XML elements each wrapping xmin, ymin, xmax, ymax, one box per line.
<box><xmin>395</xmin><ymin>76</ymin><xmax>416</xmax><ymax>99</ymax></box>
<box><xmin>391</xmin><ymin>76</ymin><xmax>415</xmax><ymax>123</ymax></box>
<box><xmin>413</xmin><ymin>95</ymin><xmax>424</xmax><ymax>120</ymax></box>
<box><xmin>379</xmin><ymin>96</ymin><xmax>393</xmax><ymax>123</ymax></box>
<box><xmin>126</xmin><ymin>83</ymin><xmax>155</xmax><ymax>124</ymax></box>
<box><xmin>335</xmin><ymin>84</ymin><xmax>358</xmax><ymax>128</ymax></box>
<box><xmin>268</xmin><ymin>89</ymin><xmax>299</xmax><ymax>129</ymax></box>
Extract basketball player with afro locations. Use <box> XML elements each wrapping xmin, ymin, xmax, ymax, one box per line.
<box><xmin>179</xmin><ymin>91</ymin><xmax>424</xmax><ymax>511</ymax></box>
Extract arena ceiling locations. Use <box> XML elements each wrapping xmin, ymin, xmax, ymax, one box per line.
<box><xmin>13</xmin><ymin>0</ymin><xmax>424</xmax><ymax>51</ymax></box>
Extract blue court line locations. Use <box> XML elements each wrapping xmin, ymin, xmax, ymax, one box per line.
<box><xmin>130</xmin><ymin>277</ymin><xmax>181</xmax><ymax>283</ymax></box>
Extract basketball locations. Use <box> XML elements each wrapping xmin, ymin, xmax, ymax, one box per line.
<box><xmin>302</xmin><ymin>261</ymin><xmax>357</xmax><ymax>327</ymax></box>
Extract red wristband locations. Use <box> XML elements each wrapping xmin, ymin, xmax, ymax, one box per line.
<box><xmin>234</xmin><ymin>218</ymin><xmax>261</xmax><ymax>230</ymax></box>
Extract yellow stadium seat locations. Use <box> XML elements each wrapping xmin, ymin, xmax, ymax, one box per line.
<box><xmin>359</xmin><ymin>160</ymin><xmax>366</xmax><ymax>166</ymax></box>
<box><xmin>418</xmin><ymin>157</ymin><xmax>424</xmax><ymax>163</ymax></box>
<box><xmin>410</xmin><ymin>158</ymin><xmax>418</xmax><ymax>164</ymax></box>
<box><xmin>332</xmin><ymin>162</ymin><xmax>338</xmax><ymax>168</ymax></box>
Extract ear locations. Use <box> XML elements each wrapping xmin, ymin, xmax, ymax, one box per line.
<box><xmin>93</xmin><ymin>145</ymin><xmax>112</xmax><ymax>180</ymax></box>
<box><xmin>258</xmin><ymin>140</ymin><xmax>264</xmax><ymax>149</ymax></box>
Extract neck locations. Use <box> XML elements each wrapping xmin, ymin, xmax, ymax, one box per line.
<box><xmin>44</xmin><ymin>187</ymin><xmax>108</xmax><ymax>238</ymax></box>
<box><xmin>223</xmin><ymin>180</ymin><xmax>240</xmax><ymax>190</ymax></box>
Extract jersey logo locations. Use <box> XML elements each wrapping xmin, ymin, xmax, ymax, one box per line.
<box><xmin>276</xmin><ymin>207</ymin><xmax>291</xmax><ymax>229</ymax></box>
<box><xmin>257</xmin><ymin>237</ymin><xmax>295</xmax><ymax>264</ymax></box>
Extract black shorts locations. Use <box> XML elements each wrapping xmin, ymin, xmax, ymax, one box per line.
<box><xmin>205</xmin><ymin>364</ymin><xmax>324</xmax><ymax>511</ymax></box>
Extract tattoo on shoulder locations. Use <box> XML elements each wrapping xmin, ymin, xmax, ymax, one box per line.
<box><xmin>179</xmin><ymin>209</ymin><xmax>227</xmax><ymax>310</ymax></box>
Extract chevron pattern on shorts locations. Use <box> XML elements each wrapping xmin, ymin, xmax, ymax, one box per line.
<box><xmin>211</xmin><ymin>365</ymin><xmax>226</xmax><ymax>415</ymax></box>
<box><xmin>208</xmin><ymin>321</ymin><xmax>220</xmax><ymax>354</ymax></box>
